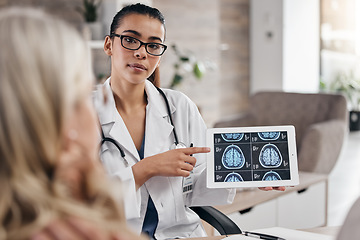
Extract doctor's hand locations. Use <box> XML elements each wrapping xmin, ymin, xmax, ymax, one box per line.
<box><xmin>132</xmin><ymin>147</ymin><xmax>210</xmax><ymax>189</ymax></box>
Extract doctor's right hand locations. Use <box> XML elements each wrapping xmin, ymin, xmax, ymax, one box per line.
<box><xmin>132</xmin><ymin>147</ymin><xmax>210</xmax><ymax>189</ymax></box>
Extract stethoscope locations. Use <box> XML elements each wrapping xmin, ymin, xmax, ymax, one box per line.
<box><xmin>100</xmin><ymin>86</ymin><xmax>187</xmax><ymax>166</ymax></box>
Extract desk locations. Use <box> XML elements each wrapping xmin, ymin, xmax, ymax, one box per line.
<box><xmin>303</xmin><ymin>226</ymin><xmax>340</xmax><ymax>236</ymax></box>
<box><xmin>185</xmin><ymin>226</ymin><xmax>340</xmax><ymax>240</ymax></box>
<box><xmin>204</xmin><ymin>172</ymin><xmax>328</xmax><ymax>235</ymax></box>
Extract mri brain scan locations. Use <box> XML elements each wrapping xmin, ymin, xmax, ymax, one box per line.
<box><xmin>258</xmin><ymin>131</ymin><xmax>280</xmax><ymax>141</ymax></box>
<box><xmin>221</xmin><ymin>133</ymin><xmax>244</xmax><ymax>142</ymax></box>
<box><xmin>224</xmin><ymin>172</ymin><xmax>244</xmax><ymax>182</ymax></box>
<box><xmin>262</xmin><ymin>171</ymin><xmax>282</xmax><ymax>181</ymax></box>
<box><xmin>259</xmin><ymin>143</ymin><xmax>282</xmax><ymax>168</ymax></box>
<box><xmin>222</xmin><ymin>145</ymin><xmax>245</xmax><ymax>169</ymax></box>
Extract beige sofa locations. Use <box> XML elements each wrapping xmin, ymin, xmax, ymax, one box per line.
<box><xmin>214</xmin><ymin>91</ymin><xmax>348</xmax><ymax>174</ymax></box>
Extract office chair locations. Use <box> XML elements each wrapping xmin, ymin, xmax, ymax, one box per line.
<box><xmin>190</xmin><ymin>206</ymin><xmax>242</xmax><ymax>235</ymax></box>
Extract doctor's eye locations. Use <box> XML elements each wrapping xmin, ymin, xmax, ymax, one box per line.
<box><xmin>147</xmin><ymin>43</ymin><xmax>160</xmax><ymax>50</ymax></box>
<box><xmin>123</xmin><ymin>36</ymin><xmax>138</xmax><ymax>45</ymax></box>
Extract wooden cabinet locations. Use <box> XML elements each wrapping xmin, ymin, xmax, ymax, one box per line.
<box><xmin>277</xmin><ymin>181</ymin><xmax>327</xmax><ymax>229</ymax></box>
<box><xmin>208</xmin><ymin>172</ymin><xmax>328</xmax><ymax>235</ymax></box>
<box><xmin>228</xmin><ymin>199</ymin><xmax>277</xmax><ymax>231</ymax></box>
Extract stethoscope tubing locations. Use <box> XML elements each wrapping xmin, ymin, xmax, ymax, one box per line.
<box><xmin>100</xmin><ymin>86</ymin><xmax>182</xmax><ymax>165</ymax></box>
<box><xmin>155</xmin><ymin>86</ymin><xmax>180</xmax><ymax>146</ymax></box>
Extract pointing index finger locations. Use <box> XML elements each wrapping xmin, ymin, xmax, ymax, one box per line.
<box><xmin>182</xmin><ymin>146</ymin><xmax>210</xmax><ymax>155</ymax></box>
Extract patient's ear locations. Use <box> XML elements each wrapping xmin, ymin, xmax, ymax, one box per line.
<box><xmin>104</xmin><ymin>35</ymin><xmax>113</xmax><ymax>56</ymax></box>
<box><xmin>61</xmin><ymin>129</ymin><xmax>78</xmax><ymax>155</ymax></box>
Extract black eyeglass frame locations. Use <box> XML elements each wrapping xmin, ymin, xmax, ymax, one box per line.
<box><xmin>110</xmin><ymin>33</ymin><xmax>167</xmax><ymax>56</ymax></box>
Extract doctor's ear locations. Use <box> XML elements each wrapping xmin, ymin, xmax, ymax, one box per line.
<box><xmin>104</xmin><ymin>35</ymin><xmax>113</xmax><ymax>56</ymax></box>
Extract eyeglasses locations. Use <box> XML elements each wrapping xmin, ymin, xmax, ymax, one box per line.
<box><xmin>111</xmin><ymin>34</ymin><xmax>167</xmax><ymax>56</ymax></box>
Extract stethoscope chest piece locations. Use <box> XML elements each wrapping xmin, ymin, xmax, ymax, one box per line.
<box><xmin>171</xmin><ymin>142</ymin><xmax>187</xmax><ymax>150</ymax></box>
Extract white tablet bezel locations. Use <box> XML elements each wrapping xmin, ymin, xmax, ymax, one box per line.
<box><xmin>206</xmin><ymin>125</ymin><xmax>299</xmax><ymax>188</ymax></box>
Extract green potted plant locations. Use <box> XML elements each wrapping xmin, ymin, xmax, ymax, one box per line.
<box><xmin>329</xmin><ymin>70</ymin><xmax>360</xmax><ymax>131</ymax></box>
<box><xmin>82</xmin><ymin>0</ymin><xmax>101</xmax><ymax>22</ymax></box>
<box><xmin>78</xmin><ymin>0</ymin><xmax>102</xmax><ymax>40</ymax></box>
<box><xmin>170</xmin><ymin>44</ymin><xmax>213</xmax><ymax>88</ymax></box>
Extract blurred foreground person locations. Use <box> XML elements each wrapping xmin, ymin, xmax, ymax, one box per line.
<box><xmin>336</xmin><ymin>197</ymin><xmax>360</xmax><ymax>240</ymax></box>
<box><xmin>0</xmin><ymin>7</ymin><xmax>142</xmax><ymax>240</ymax></box>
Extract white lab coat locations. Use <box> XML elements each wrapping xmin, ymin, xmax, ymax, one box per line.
<box><xmin>93</xmin><ymin>79</ymin><xmax>235</xmax><ymax>239</ymax></box>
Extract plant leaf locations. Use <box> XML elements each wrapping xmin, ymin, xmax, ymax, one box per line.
<box><xmin>170</xmin><ymin>74</ymin><xmax>183</xmax><ymax>88</ymax></box>
<box><xmin>193</xmin><ymin>62</ymin><xmax>206</xmax><ymax>79</ymax></box>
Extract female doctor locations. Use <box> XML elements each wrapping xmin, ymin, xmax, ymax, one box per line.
<box><xmin>93</xmin><ymin>3</ymin><xmax>234</xmax><ymax>239</ymax></box>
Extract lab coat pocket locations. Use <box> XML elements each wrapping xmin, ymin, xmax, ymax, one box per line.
<box><xmin>188</xmin><ymin>222</ymin><xmax>207</xmax><ymax>238</ymax></box>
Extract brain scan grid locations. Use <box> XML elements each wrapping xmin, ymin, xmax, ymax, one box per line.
<box><xmin>221</xmin><ymin>133</ymin><xmax>244</xmax><ymax>142</ymax></box>
<box><xmin>222</xmin><ymin>145</ymin><xmax>245</xmax><ymax>169</ymax></box>
<box><xmin>258</xmin><ymin>131</ymin><xmax>280</xmax><ymax>140</ymax></box>
<box><xmin>259</xmin><ymin>144</ymin><xmax>282</xmax><ymax>168</ymax></box>
<box><xmin>225</xmin><ymin>172</ymin><xmax>244</xmax><ymax>182</ymax></box>
<box><xmin>214</xmin><ymin>131</ymin><xmax>291</xmax><ymax>182</ymax></box>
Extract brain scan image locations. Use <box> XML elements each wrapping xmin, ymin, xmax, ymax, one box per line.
<box><xmin>258</xmin><ymin>131</ymin><xmax>280</xmax><ymax>141</ymax></box>
<box><xmin>259</xmin><ymin>143</ymin><xmax>282</xmax><ymax>168</ymax></box>
<box><xmin>262</xmin><ymin>171</ymin><xmax>282</xmax><ymax>181</ymax></box>
<box><xmin>224</xmin><ymin>172</ymin><xmax>244</xmax><ymax>182</ymax></box>
<box><xmin>222</xmin><ymin>145</ymin><xmax>245</xmax><ymax>169</ymax></box>
<box><xmin>221</xmin><ymin>133</ymin><xmax>244</xmax><ymax>142</ymax></box>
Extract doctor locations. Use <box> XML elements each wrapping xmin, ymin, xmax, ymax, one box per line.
<box><xmin>93</xmin><ymin>3</ymin><xmax>235</xmax><ymax>239</ymax></box>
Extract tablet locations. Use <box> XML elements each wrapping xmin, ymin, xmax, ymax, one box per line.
<box><xmin>206</xmin><ymin>125</ymin><xmax>299</xmax><ymax>188</ymax></box>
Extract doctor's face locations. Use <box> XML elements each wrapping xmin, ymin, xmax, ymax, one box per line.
<box><xmin>105</xmin><ymin>13</ymin><xmax>165</xmax><ymax>85</ymax></box>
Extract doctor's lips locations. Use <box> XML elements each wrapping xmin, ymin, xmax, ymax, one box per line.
<box><xmin>128</xmin><ymin>63</ymin><xmax>147</xmax><ymax>71</ymax></box>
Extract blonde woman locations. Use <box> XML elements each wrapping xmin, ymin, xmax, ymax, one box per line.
<box><xmin>0</xmin><ymin>7</ymin><xmax>140</xmax><ymax>240</ymax></box>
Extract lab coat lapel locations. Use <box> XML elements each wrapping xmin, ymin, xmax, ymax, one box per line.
<box><xmin>98</xmin><ymin>79</ymin><xmax>139</xmax><ymax>162</ymax></box>
<box><xmin>144</xmin><ymin>81</ymin><xmax>174</xmax><ymax>157</ymax></box>
<box><xmin>108</xmin><ymin>116</ymin><xmax>140</xmax><ymax>162</ymax></box>
<box><xmin>144</xmin><ymin>105</ymin><xmax>173</xmax><ymax>157</ymax></box>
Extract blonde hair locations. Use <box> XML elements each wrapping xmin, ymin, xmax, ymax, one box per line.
<box><xmin>0</xmin><ymin>7</ymin><xmax>130</xmax><ymax>239</ymax></box>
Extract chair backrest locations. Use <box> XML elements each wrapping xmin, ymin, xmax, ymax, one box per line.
<box><xmin>248</xmin><ymin>91</ymin><xmax>348</xmax><ymax>147</ymax></box>
<box><xmin>190</xmin><ymin>206</ymin><xmax>242</xmax><ymax>235</ymax></box>
<box><xmin>214</xmin><ymin>91</ymin><xmax>348</xmax><ymax>174</ymax></box>
<box><xmin>336</xmin><ymin>197</ymin><xmax>360</xmax><ymax>239</ymax></box>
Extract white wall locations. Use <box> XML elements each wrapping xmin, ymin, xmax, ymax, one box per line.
<box><xmin>154</xmin><ymin>0</ymin><xmax>221</xmax><ymax>127</ymax></box>
<box><xmin>101</xmin><ymin>0</ymin><xmax>153</xmax><ymax>37</ymax></box>
<box><xmin>250</xmin><ymin>0</ymin><xmax>320</xmax><ymax>94</ymax></box>
<box><xmin>250</xmin><ymin>0</ymin><xmax>283</xmax><ymax>93</ymax></box>
<box><xmin>283</xmin><ymin>0</ymin><xmax>320</xmax><ymax>92</ymax></box>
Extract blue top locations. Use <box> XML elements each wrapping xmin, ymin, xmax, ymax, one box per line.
<box><xmin>139</xmin><ymin>136</ymin><xmax>159</xmax><ymax>239</ymax></box>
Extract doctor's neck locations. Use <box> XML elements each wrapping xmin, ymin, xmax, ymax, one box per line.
<box><xmin>110</xmin><ymin>78</ymin><xmax>147</xmax><ymax>114</ymax></box>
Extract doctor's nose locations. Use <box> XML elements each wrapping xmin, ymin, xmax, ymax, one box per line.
<box><xmin>134</xmin><ymin>46</ymin><xmax>147</xmax><ymax>59</ymax></box>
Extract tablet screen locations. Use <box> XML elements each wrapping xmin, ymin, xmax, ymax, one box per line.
<box><xmin>207</xmin><ymin>126</ymin><xmax>299</xmax><ymax>188</ymax></box>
